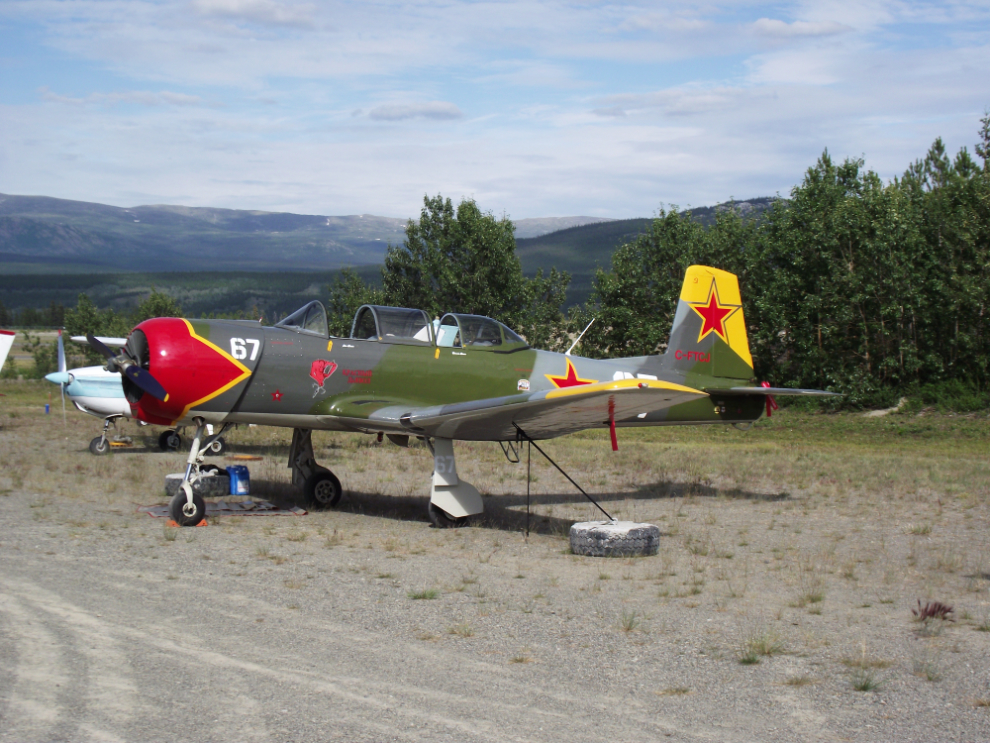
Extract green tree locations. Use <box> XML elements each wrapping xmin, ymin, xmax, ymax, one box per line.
<box><xmin>383</xmin><ymin>195</ymin><xmax>569</xmax><ymax>346</ymax></box>
<box><xmin>133</xmin><ymin>289</ymin><xmax>182</xmax><ymax>323</ymax></box>
<box><xmin>326</xmin><ymin>269</ymin><xmax>383</xmax><ymax>337</ymax></box>
<box><xmin>64</xmin><ymin>294</ymin><xmax>131</xmax><ymax>365</ymax></box>
<box><xmin>576</xmin><ymin>205</ymin><xmax>755</xmax><ymax>359</ymax></box>
<box><xmin>23</xmin><ymin>331</ymin><xmax>59</xmax><ymax>378</ymax></box>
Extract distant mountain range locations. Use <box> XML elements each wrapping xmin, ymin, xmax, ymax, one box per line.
<box><xmin>0</xmin><ymin>193</ymin><xmax>776</xmax><ymax>276</ymax></box>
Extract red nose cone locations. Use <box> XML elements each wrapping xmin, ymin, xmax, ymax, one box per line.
<box><xmin>132</xmin><ymin>318</ymin><xmax>252</xmax><ymax>425</ymax></box>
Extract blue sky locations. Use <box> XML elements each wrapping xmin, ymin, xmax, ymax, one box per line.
<box><xmin>1</xmin><ymin>0</ymin><xmax>988</xmax><ymax>219</ymax></box>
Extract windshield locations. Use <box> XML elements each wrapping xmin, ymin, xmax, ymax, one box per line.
<box><xmin>351</xmin><ymin>305</ymin><xmax>432</xmax><ymax>344</ymax></box>
<box><xmin>437</xmin><ymin>313</ymin><xmax>529</xmax><ymax>349</ymax></box>
<box><xmin>276</xmin><ymin>301</ymin><xmax>329</xmax><ymax>337</ymax></box>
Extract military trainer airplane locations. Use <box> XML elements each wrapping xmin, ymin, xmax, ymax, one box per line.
<box><xmin>87</xmin><ymin>265</ymin><xmax>834</xmax><ymax>526</ymax></box>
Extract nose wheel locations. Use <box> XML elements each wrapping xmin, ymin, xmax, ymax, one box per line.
<box><xmin>169</xmin><ymin>489</ymin><xmax>206</xmax><ymax>526</ymax></box>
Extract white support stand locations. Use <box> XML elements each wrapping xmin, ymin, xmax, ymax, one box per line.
<box><xmin>430</xmin><ymin>438</ymin><xmax>483</xmax><ymax>518</ymax></box>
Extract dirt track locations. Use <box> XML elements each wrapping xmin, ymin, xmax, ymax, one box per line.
<box><xmin>2</xmin><ymin>386</ymin><xmax>990</xmax><ymax>741</ymax></box>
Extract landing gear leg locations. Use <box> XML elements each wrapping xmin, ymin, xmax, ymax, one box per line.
<box><xmin>289</xmin><ymin>428</ymin><xmax>341</xmax><ymax>510</ymax></box>
<box><xmin>427</xmin><ymin>438</ymin><xmax>482</xmax><ymax>528</ymax></box>
<box><xmin>169</xmin><ymin>417</ymin><xmax>207</xmax><ymax>525</ymax></box>
<box><xmin>89</xmin><ymin>415</ymin><xmax>121</xmax><ymax>455</ymax></box>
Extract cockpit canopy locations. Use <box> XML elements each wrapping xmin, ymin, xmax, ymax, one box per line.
<box><xmin>276</xmin><ymin>301</ymin><xmax>329</xmax><ymax>337</ymax></box>
<box><xmin>436</xmin><ymin>313</ymin><xmax>527</xmax><ymax>350</ymax></box>
<box><xmin>274</xmin><ymin>300</ymin><xmax>528</xmax><ymax>350</ymax></box>
<box><xmin>351</xmin><ymin>305</ymin><xmax>433</xmax><ymax>344</ymax></box>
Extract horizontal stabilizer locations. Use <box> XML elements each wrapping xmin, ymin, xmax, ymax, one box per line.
<box><xmin>705</xmin><ymin>386</ymin><xmax>840</xmax><ymax>397</ymax></box>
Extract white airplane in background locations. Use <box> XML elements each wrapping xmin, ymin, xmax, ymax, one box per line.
<box><xmin>0</xmin><ymin>329</ymin><xmax>14</xmax><ymax>381</ymax></box>
<box><xmin>44</xmin><ymin>331</ymin><xmax>227</xmax><ymax>455</ymax></box>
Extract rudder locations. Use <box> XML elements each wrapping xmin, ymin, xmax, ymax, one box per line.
<box><xmin>661</xmin><ymin>265</ymin><xmax>753</xmax><ymax>380</ymax></box>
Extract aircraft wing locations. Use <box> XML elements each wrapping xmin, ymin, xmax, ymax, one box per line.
<box><xmin>70</xmin><ymin>335</ymin><xmax>129</xmax><ymax>347</ymax></box>
<box><xmin>363</xmin><ymin>379</ymin><xmax>708</xmax><ymax>441</ymax></box>
<box><xmin>0</xmin><ymin>329</ymin><xmax>14</xmax><ymax>373</ymax></box>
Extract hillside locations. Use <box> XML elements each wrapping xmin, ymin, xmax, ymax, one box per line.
<box><xmin>0</xmin><ymin>194</ymin><xmax>611</xmax><ymax>273</ymax></box>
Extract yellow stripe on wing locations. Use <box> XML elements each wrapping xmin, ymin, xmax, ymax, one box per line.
<box><xmin>544</xmin><ymin>378</ymin><xmax>705</xmax><ymax>399</ymax></box>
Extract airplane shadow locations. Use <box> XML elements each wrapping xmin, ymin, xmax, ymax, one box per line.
<box><xmin>250</xmin><ymin>478</ymin><xmax>789</xmax><ymax>538</ymax></box>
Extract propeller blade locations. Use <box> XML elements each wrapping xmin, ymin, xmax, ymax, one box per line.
<box><xmin>86</xmin><ymin>333</ymin><xmax>116</xmax><ymax>361</ymax></box>
<box><xmin>122</xmin><ymin>364</ymin><xmax>169</xmax><ymax>402</ymax></box>
<box><xmin>57</xmin><ymin>330</ymin><xmax>66</xmax><ymax>373</ymax></box>
<box><xmin>60</xmin><ymin>381</ymin><xmax>67</xmax><ymax>425</ymax></box>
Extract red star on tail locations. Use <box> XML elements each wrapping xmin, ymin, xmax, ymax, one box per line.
<box><xmin>689</xmin><ymin>279</ymin><xmax>740</xmax><ymax>343</ymax></box>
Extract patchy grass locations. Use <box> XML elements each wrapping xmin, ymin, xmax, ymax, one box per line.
<box><xmin>407</xmin><ymin>588</ymin><xmax>439</xmax><ymax>600</ymax></box>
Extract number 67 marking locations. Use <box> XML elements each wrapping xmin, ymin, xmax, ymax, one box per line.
<box><xmin>230</xmin><ymin>337</ymin><xmax>260</xmax><ymax>361</ymax></box>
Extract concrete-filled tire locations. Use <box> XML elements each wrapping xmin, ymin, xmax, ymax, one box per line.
<box><xmin>165</xmin><ymin>472</ymin><xmax>230</xmax><ymax>498</ymax></box>
<box><xmin>569</xmin><ymin>521</ymin><xmax>660</xmax><ymax>557</ymax></box>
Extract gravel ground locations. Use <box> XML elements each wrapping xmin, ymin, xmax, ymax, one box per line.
<box><xmin>1</xmin><ymin>388</ymin><xmax>990</xmax><ymax>742</ymax></box>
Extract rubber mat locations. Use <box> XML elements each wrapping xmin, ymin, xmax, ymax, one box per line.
<box><xmin>138</xmin><ymin>500</ymin><xmax>307</xmax><ymax>518</ymax></box>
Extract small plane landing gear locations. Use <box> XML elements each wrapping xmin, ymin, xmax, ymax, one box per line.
<box><xmin>169</xmin><ymin>489</ymin><xmax>206</xmax><ymax>526</ymax></box>
<box><xmin>428</xmin><ymin>502</ymin><xmax>469</xmax><ymax>528</ymax></box>
<box><xmin>158</xmin><ymin>429</ymin><xmax>182</xmax><ymax>452</ymax></box>
<box><xmin>304</xmin><ymin>471</ymin><xmax>342</xmax><ymax>509</ymax></box>
<box><xmin>89</xmin><ymin>415</ymin><xmax>124</xmax><ymax>456</ymax></box>
<box><xmin>428</xmin><ymin>438</ymin><xmax>482</xmax><ymax>528</ymax></box>
<box><xmin>290</xmin><ymin>428</ymin><xmax>342</xmax><ymax>510</ymax></box>
<box><xmin>169</xmin><ymin>418</ymin><xmax>234</xmax><ymax>525</ymax></box>
<box><xmin>204</xmin><ymin>437</ymin><xmax>227</xmax><ymax>456</ymax></box>
<box><xmin>89</xmin><ymin>436</ymin><xmax>110</xmax><ymax>455</ymax></box>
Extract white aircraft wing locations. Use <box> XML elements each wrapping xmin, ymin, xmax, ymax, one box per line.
<box><xmin>70</xmin><ymin>335</ymin><xmax>129</xmax><ymax>347</ymax></box>
<box><xmin>362</xmin><ymin>378</ymin><xmax>708</xmax><ymax>441</ymax></box>
<box><xmin>0</xmin><ymin>329</ymin><xmax>14</xmax><ymax>373</ymax></box>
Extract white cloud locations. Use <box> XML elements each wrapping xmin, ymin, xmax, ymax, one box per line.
<box><xmin>39</xmin><ymin>87</ymin><xmax>206</xmax><ymax>107</ymax></box>
<box><xmin>752</xmin><ymin>18</ymin><xmax>853</xmax><ymax>38</ymax></box>
<box><xmin>368</xmin><ymin>102</ymin><xmax>464</xmax><ymax>121</ymax></box>
<box><xmin>190</xmin><ymin>0</ymin><xmax>316</xmax><ymax>28</ymax></box>
<box><xmin>1</xmin><ymin>0</ymin><xmax>988</xmax><ymax>220</ymax></box>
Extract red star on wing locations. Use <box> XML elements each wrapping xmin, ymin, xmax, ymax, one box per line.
<box><xmin>272</xmin><ymin>389</ymin><xmax>283</xmax><ymax>401</ymax></box>
<box><xmin>545</xmin><ymin>358</ymin><xmax>597</xmax><ymax>389</ymax></box>
<box><xmin>689</xmin><ymin>280</ymin><xmax>740</xmax><ymax>344</ymax></box>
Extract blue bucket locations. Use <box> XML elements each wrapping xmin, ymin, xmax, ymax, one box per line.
<box><xmin>225</xmin><ymin>465</ymin><xmax>250</xmax><ymax>495</ymax></box>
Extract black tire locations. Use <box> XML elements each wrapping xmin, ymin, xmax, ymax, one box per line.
<box><xmin>169</xmin><ymin>489</ymin><xmax>207</xmax><ymax>526</ymax></box>
<box><xmin>303</xmin><ymin>471</ymin><xmax>342</xmax><ymax>510</ymax></box>
<box><xmin>159</xmin><ymin>430</ymin><xmax>182</xmax><ymax>452</ymax></box>
<box><xmin>200</xmin><ymin>464</ymin><xmax>221</xmax><ymax>474</ymax></box>
<box><xmin>428</xmin><ymin>502</ymin><xmax>470</xmax><ymax>529</ymax></box>
<box><xmin>89</xmin><ymin>436</ymin><xmax>110</xmax><ymax>456</ymax></box>
<box><xmin>204</xmin><ymin>437</ymin><xmax>227</xmax><ymax>456</ymax></box>
<box><xmin>569</xmin><ymin>521</ymin><xmax>660</xmax><ymax>557</ymax></box>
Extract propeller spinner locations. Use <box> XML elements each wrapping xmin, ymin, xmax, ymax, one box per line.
<box><xmin>86</xmin><ymin>333</ymin><xmax>169</xmax><ymax>402</ymax></box>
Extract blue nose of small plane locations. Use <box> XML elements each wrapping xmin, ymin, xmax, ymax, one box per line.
<box><xmin>45</xmin><ymin>371</ymin><xmax>71</xmax><ymax>385</ymax></box>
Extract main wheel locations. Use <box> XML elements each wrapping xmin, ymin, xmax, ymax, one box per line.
<box><xmin>204</xmin><ymin>437</ymin><xmax>227</xmax><ymax>456</ymax></box>
<box><xmin>159</xmin><ymin>430</ymin><xmax>182</xmax><ymax>452</ymax></box>
<box><xmin>428</xmin><ymin>502</ymin><xmax>470</xmax><ymax>529</ymax></box>
<box><xmin>303</xmin><ymin>471</ymin><xmax>342</xmax><ymax>510</ymax></box>
<box><xmin>169</xmin><ymin>489</ymin><xmax>207</xmax><ymax>526</ymax></box>
<box><xmin>89</xmin><ymin>436</ymin><xmax>110</xmax><ymax>456</ymax></box>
